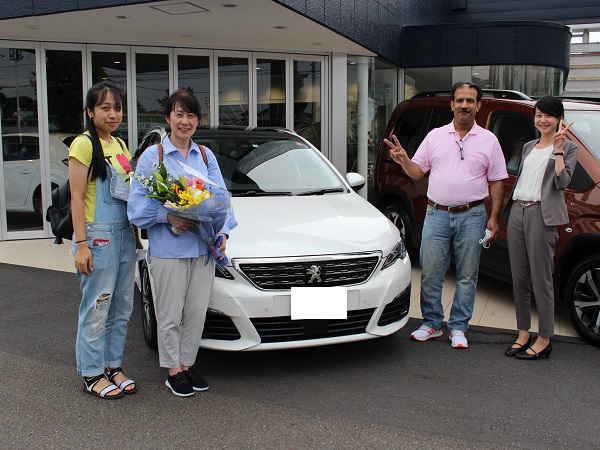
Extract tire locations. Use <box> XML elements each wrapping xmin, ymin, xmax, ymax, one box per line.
<box><xmin>34</xmin><ymin>183</ymin><xmax>57</xmax><ymax>220</ymax></box>
<box><xmin>140</xmin><ymin>261</ymin><xmax>158</xmax><ymax>349</ymax></box>
<box><xmin>383</xmin><ymin>203</ymin><xmax>417</xmax><ymax>259</ymax></box>
<box><xmin>33</xmin><ymin>187</ymin><xmax>43</xmax><ymax>219</ymax></box>
<box><xmin>564</xmin><ymin>255</ymin><xmax>600</xmax><ymax>347</ymax></box>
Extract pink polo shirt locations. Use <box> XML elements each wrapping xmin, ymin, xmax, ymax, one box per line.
<box><xmin>412</xmin><ymin>121</ymin><xmax>508</xmax><ymax>205</ymax></box>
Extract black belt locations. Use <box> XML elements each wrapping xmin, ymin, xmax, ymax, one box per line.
<box><xmin>427</xmin><ymin>199</ymin><xmax>485</xmax><ymax>213</ymax></box>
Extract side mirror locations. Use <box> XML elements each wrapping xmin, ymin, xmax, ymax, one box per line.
<box><xmin>346</xmin><ymin>172</ymin><xmax>366</xmax><ymax>191</ymax></box>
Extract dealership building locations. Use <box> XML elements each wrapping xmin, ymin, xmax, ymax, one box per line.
<box><xmin>0</xmin><ymin>0</ymin><xmax>598</xmax><ymax>241</ymax></box>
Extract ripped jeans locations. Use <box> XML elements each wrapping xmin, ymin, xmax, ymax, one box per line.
<box><xmin>74</xmin><ymin>168</ymin><xmax>136</xmax><ymax>377</ymax></box>
<box><xmin>75</xmin><ymin>223</ymin><xmax>136</xmax><ymax>376</ymax></box>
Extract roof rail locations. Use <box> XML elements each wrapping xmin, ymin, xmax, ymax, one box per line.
<box><xmin>557</xmin><ymin>96</ymin><xmax>600</xmax><ymax>104</ymax></box>
<box><xmin>412</xmin><ymin>89</ymin><xmax>532</xmax><ymax>100</ymax></box>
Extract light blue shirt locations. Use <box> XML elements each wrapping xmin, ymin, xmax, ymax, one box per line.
<box><xmin>128</xmin><ymin>135</ymin><xmax>237</xmax><ymax>259</ymax></box>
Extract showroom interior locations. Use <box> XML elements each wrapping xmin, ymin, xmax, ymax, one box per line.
<box><xmin>0</xmin><ymin>0</ymin><xmax>598</xmax><ymax>241</ymax></box>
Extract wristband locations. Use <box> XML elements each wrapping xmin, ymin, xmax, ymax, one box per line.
<box><xmin>553</xmin><ymin>152</ymin><xmax>564</xmax><ymax>156</ymax></box>
<box><xmin>75</xmin><ymin>239</ymin><xmax>87</xmax><ymax>243</ymax></box>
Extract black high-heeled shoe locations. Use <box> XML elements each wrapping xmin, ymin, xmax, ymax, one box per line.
<box><xmin>515</xmin><ymin>343</ymin><xmax>552</xmax><ymax>360</ymax></box>
<box><xmin>504</xmin><ymin>338</ymin><xmax>532</xmax><ymax>357</ymax></box>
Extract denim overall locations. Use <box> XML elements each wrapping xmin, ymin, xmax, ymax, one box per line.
<box><xmin>74</xmin><ymin>164</ymin><xmax>136</xmax><ymax>377</ymax></box>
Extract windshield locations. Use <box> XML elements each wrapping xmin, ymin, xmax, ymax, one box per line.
<box><xmin>565</xmin><ymin>111</ymin><xmax>600</xmax><ymax>163</ymax></box>
<box><xmin>194</xmin><ymin>134</ymin><xmax>345</xmax><ymax>195</ymax></box>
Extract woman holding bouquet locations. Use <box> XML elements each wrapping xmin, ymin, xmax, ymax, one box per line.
<box><xmin>70</xmin><ymin>81</ymin><xmax>138</xmax><ymax>399</ymax></box>
<box><xmin>128</xmin><ymin>90</ymin><xmax>237</xmax><ymax>397</ymax></box>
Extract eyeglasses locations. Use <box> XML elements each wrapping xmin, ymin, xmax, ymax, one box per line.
<box><xmin>455</xmin><ymin>140</ymin><xmax>464</xmax><ymax>160</ymax></box>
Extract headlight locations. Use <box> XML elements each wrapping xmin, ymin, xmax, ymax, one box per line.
<box><xmin>381</xmin><ymin>239</ymin><xmax>408</xmax><ymax>270</ymax></box>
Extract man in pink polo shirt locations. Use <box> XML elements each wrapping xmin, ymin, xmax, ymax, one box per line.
<box><xmin>384</xmin><ymin>82</ymin><xmax>507</xmax><ymax>349</ymax></box>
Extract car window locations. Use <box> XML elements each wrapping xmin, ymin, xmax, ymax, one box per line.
<box><xmin>2</xmin><ymin>136</ymin><xmax>40</xmax><ymax>161</ymax></box>
<box><xmin>429</xmin><ymin>108</ymin><xmax>454</xmax><ymax>132</ymax></box>
<box><xmin>565</xmin><ymin>111</ymin><xmax>600</xmax><ymax>164</ymax></box>
<box><xmin>489</xmin><ymin>112</ymin><xmax>536</xmax><ymax>174</ymax></box>
<box><xmin>134</xmin><ymin>130</ymin><xmax>162</xmax><ymax>160</ymax></box>
<box><xmin>391</xmin><ymin>107</ymin><xmax>428</xmax><ymax>156</ymax></box>
<box><xmin>196</xmin><ymin>135</ymin><xmax>343</xmax><ymax>194</ymax></box>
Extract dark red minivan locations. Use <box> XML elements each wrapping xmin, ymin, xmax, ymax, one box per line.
<box><xmin>373</xmin><ymin>90</ymin><xmax>600</xmax><ymax>346</ymax></box>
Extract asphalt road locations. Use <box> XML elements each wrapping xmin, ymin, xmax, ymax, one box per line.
<box><xmin>1</xmin><ymin>262</ymin><xmax>598</xmax><ymax>450</ymax></box>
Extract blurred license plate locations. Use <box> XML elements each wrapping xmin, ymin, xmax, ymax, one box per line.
<box><xmin>290</xmin><ymin>286</ymin><xmax>347</xmax><ymax>320</ymax></box>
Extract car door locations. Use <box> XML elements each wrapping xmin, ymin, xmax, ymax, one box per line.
<box><xmin>480</xmin><ymin>109</ymin><xmax>537</xmax><ymax>281</ymax></box>
<box><xmin>2</xmin><ymin>135</ymin><xmax>40</xmax><ymax>209</ymax></box>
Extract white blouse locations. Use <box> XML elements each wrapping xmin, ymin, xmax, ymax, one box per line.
<box><xmin>512</xmin><ymin>145</ymin><xmax>553</xmax><ymax>202</ymax></box>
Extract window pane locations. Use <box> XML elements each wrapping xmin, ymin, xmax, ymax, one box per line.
<box><xmin>218</xmin><ymin>57</ymin><xmax>249</xmax><ymax>126</ymax></box>
<box><xmin>136</xmin><ymin>53</ymin><xmax>169</xmax><ymax>141</ymax></box>
<box><xmin>293</xmin><ymin>60</ymin><xmax>321</xmax><ymax>148</ymax></box>
<box><xmin>178</xmin><ymin>55</ymin><xmax>210</xmax><ymax>126</ymax></box>
<box><xmin>257</xmin><ymin>59</ymin><xmax>286</xmax><ymax>127</ymax></box>
<box><xmin>92</xmin><ymin>51</ymin><xmax>128</xmax><ymax>143</ymax></box>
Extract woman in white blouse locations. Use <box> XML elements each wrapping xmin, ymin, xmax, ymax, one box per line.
<box><xmin>503</xmin><ymin>96</ymin><xmax>579</xmax><ymax>360</ymax></box>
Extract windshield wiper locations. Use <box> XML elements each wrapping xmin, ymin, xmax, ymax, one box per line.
<box><xmin>296</xmin><ymin>187</ymin><xmax>346</xmax><ymax>196</ymax></box>
<box><xmin>231</xmin><ymin>190</ymin><xmax>293</xmax><ymax>197</ymax></box>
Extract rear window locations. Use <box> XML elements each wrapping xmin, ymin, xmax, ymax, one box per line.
<box><xmin>489</xmin><ymin>112</ymin><xmax>536</xmax><ymax>174</ymax></box>
<box><xmin>565</xmin><ymin>111</ymin><xmax>600</xmax><ymax>164</ymax></box>
<box><xmin>391</xmin><ymin>107</ymin><xmax>428</xmax><ymax>156</ymax></box>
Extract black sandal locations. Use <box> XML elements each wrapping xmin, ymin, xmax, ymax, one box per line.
<box><xmin>105</xmin><ymin>367</ymin><xmax>137</xmax><ymax>395</ymax></box>
<box><xmin>83</xmin><ymin>374</ymin><xmax>124</xmax><ymax>399</ymax></box>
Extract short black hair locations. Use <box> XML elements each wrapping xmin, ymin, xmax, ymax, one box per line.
<box><xmin>535</xmin><ymin>96</ymin><xmax>564</xmax><ymax>119</ymax></box>
<box><xmin>164</xmin><ymin>89</ymin><xmax>201</xmax><ymax>119</ymax></box>
<box><xmin>451</xmin><ymin>82</ymin><xmax>482</xmax><ymax>102</ymax></box>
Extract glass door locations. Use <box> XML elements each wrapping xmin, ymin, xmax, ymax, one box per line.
<box><xmin>133</xmin><ymin>49</ymin><xmax>171</xmax><ymax>148</ymax></box>
<box><xmin>291</xmin><ymin>57</ymin><xmax>325</xmax><ymax>152</ymax></box>
<box><xmin>90</xmin><ymin>47</ymin><xmax>130</xmax><ymax>146</ymax></box>
<box><xmin>0</xmin><ymin>45</ymin><xmax>43</xmax><ymax>238</ymax></box>
<box><xmin>216</xmin><ymin>52</ymin><xmax>249</xmax><ymax>126</ymax></box>
<box><xmin>176</xmin><ymin>51</ymin><xmax>211</xmax><ymax>127</ymax></box>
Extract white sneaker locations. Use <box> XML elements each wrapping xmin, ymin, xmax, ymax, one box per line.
<box><xmin>449</xmin><ymin>330</ymin><xmax>468</xmax><ymax>348</ymax></box>
<box><xmin>410</xmin><ymin>325</ymin><xmax>443</xmax><ymax>341</ymax></box>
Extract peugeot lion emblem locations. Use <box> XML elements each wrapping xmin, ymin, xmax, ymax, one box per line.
<box><xmin>307</xmin><ymin>265</ymin><xmax>322</xmax><ymax>283</ymax></box>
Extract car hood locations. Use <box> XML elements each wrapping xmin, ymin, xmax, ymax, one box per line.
<box><xmin>228</xmin><ymin>193</ymin><xmax>399</xmax><ymax>258</ymax></box>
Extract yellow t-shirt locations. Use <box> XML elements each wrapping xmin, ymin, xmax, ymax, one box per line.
<box><xmin>68</xmin><ymin>133</ymin><xmax>132</xmax><ymax>223</ymax></box>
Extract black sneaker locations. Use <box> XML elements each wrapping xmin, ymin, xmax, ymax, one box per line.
<box><xmin>183</xmin><ymin>367</ymin><xmax>209</xmax><ymax>392</ymax></box>
<box><xmin>165</xmin><ymin>372</ymin><xmax>195</xmax><ymax>397</ymax></box>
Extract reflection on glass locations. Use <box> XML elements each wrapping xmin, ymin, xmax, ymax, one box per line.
<box><xmin>178</xmin><ymin>55</ymin><xmax>210</xmax><ymax>126</ymax></box>
<box><xmin>136</xmin><ymin>53</ymin><xmax>169</xmax><ymax>140</ymax></box>
<box><xmin>218</xmin><ymin>57</ymin><xmax>249</xmax><ymax>126</ymax></box>
<box><xmin>257</xmin><ymin>59</ymin><xmax>286</xmax><ymax>127</ymax></box>
<box><xmin>472</xmin><ymin>65</ymin><xmax>563</xmax><ymax>97</ymax></box>
<box><xmin>193</xmin><ymin>133</ymin><xmax>342</xmax><ymax>194</ymax></box>
<box><xmin>293</xmin><ymin>60</ymin><xmax>321</xmax><ymax>148</ymax></box>
<box><xmin>0</xmin><ymin>48</ymin><xmax>45</xmax><ymax>231</ymax></box>
<box><xmin>405</xmin><ymin>65</ymin><xmax>564</xmax><ymax>98</ymax></box>
<box><xmin>347</xmin><ymin>56</ymin><xmax>397</xmax><ymax>200</ymax></box>
<box><xmin>92</xmin><ymin>51</ymin><xmax>128</xmax><ymax>143</ymax></box>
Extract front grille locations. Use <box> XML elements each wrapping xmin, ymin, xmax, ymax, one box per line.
<box><xmin>202</xmin><ymin>311</ymin><xmax>241</xmax><ymax>340</ymax></box>
<box><xmin>251</xmin><ymin>308</ymin><xmax>375</xmax><ymax>343</ymax></box>
<box><xmin>236</xmin><ymin>253</ymin><xmax>380</xmax><ymax>290</ymax></box>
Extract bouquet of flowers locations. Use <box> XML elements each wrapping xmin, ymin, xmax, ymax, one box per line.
<box><xmin>131</xmin><ymin>160</ymin><xmax>234</xmax><ymax>266</ymax></box>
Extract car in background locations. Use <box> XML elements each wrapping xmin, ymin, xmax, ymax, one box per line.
<box><xmin>134</xmin><ymin>126</ymin><xmax>412</xmax><ymax>351</ymax></box>
<box><xmin>2</xmin><ymin>132</ymin><xmax>73</xmax><ymax>218</ymax></box>
<box><xmin>374</xmin><ymin>89</ymin><xmax>600</xmax><ymax>346</ymax></box>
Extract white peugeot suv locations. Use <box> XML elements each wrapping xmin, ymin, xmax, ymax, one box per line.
<box><xmin>135</xmin><ymin>127</ymin><xmax>411</xmax><ymax>351</ymax></box>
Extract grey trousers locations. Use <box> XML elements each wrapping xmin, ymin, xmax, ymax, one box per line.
<box><xmin>507</xmin><ymin>202</ymin><xmax>558</xmax><ymax>337</ymax></box>
<box><xmin>149</xmin><ymin>255</ymin><xmax>215</xmax><ymax>368</ymax></box>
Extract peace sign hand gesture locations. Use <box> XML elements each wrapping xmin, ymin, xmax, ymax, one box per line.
<box><xmin>553</xmin><ymin>120</ymin><xmax>573</xmax><ymax>152</ymax></box>
<box><xmin>383</xmin><ymin>134</ymin><xmax>409</xmax><ymax>165</ymax></box>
